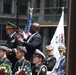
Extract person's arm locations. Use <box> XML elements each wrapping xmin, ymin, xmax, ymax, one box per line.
<box><xmin>23</xmin><ymin>37</ymin><xmax>42</xmax><ymax>48</ymax></box>
<box><xmin>7</xmin><ymin>48</ymin><xmax>17</xmax><ymax>55</ymax></box>
<box><xmin>17</xmin><ymin>36</ymin><xmax>42</xmax><ymax>48</ymax></box>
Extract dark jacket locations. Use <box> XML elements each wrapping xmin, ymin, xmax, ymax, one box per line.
<box><xmin>32</xmin><ymin>63</ymin><xmax>47</xmax><ymax>75</ymax></box>
<box><xmin>0</xmin><ymin>57</ymin><xmax>12</xmax><ymax>75</ymax></box>
<box><xmin>44</xmin><ymin>55</ymin><xmax>56</xmax><ymax>71</ymax></box>
<box><xmin>21</xmin><ymin>32</ymin><xmax>42</xmax><ymax>61</ymax></box>
<box><xmin>6</xmin><ymin>32</ymin><xmax>18</xmax><ymax>70</ymax></box>
<box><xmin>0</xmin><ymin>57</ymin><xmax>11</xmax><ymax>66</ymax></box>
<box><xmin>6</xmin><ymin>32</ymin><xmax>18</xmax><ymax>49</ymax></box>
<box><xmin>13</xmin><ymin>58</ymin><xmax>32</xmax><ymax>75</ymax></box>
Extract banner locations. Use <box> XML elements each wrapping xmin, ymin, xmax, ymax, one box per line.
<box><xmin>50</xmin><ymin>9</ymin><xmax>65</xmax><ymax>60</ymax></box>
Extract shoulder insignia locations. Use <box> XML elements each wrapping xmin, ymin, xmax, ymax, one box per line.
<box><xmin>37</xmin><ymin>65</ymin><xmax>47</xmax><ymax>75</ymax></box>
<box><xmin>41</xmin><ymin>67</ymin><xmax>46</xmax><ymax>72</ymax></box>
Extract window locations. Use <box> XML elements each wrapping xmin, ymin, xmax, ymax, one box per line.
<box><xmin>19</xmin><ymin>0</ymin><xmax>28</xmax><ymax>15</ymax></box>
<box><xmin>44</xmin><ymin>0</ymin><xmax>67</xmax><ymax>15</ymax></box>
<box><xmin>0</xmin><ymin>25</ymin><xmax>1</xmax><ymax>40</ymax></box>
<box><xmin>33</xmin><ymin>0</ymin><xmax>40</xmax><ymax>14</ymax></box>
<box><xmin>3</xmin><ymin>0</ymin><xmax>12</xmax><ymax>14</ymax></box>
<box><xmin>43</xmin><ymin>0</ymin><xmax>68</xmax><ymax>24</ymax></box>
<box><xmin>2</xmin><ymin>25</ymin><xmax>7</xmax><ymax>40</ymax></box>
<box><xmin>0</xmin><ymin>25</ymin><xmax>7</xmax><ymax>40</ymax></box>
<box><xmin>44</xmin><ymin>0</ymin><xmax>61</xmax><ymax>14</ymax></box>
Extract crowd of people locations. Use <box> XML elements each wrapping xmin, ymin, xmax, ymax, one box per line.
<box><xmin>0</xmin><ymin>21</ymin><xmax>66</xmax><ymax>75</ymax></box>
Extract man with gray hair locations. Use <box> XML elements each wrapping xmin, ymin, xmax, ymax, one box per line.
<box><xmin>17</xmin><ymin>22</ymin><xmax>42</xmax><ymax>62</ymax></box>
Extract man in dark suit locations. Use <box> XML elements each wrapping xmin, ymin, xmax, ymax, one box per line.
<box><xmin>32</xmin><ymin>49</ymin><xmax>47</xmax><ymax>75</ymax></box>
<box><xmin>5</xmin><ymin>22</ymin><xmax>18</xmax><ymax>69</ymax></box>
<box><xmin>17</xmin><ymin>23</ymin><xmax>42</xmax><ymax>61</ymax></box>
<box><xmin>13</xmin><ymin>46</ymin><xmax>32</xmax><ymax>75</ymax></box>
<box><xmin>0</xmin><ymin>46</ymin><xmax>12</xmax><ymax>75</ymax></box>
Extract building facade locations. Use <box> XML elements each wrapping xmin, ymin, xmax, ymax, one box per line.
<box><xmin>0</xmin><ymin>0</ymin><xmax>68</xmax><ymax>53</ymax></box>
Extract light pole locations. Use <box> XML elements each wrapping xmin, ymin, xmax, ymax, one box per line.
<box><xmin>16</xmin><ymin>0</ymin><xmax>19</xmax><ymax>28</ymax></box>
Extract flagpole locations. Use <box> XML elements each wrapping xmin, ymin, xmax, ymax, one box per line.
<box><xmin>29</xmin><ymin>0</ymin><xmax>34</xmax><ymax>19</ymax></box>
<box><xmin>62</xmin><ymin>7</ymin><xmax>64</xmax><ymax>12</ymax></box>
<box><xmin>29</xmin><ymin>7</ymin><xmax>33</xmax><ymax>18</ymax></box>
<box><xmin>16</xmin><ymin>0</ymin><xmax>19</xmax><ymax>28</ymax></box>
<box><xmin>62</xmin><ymin>6</ymin><xmax>65</xmax><ymax>45</ymax></box>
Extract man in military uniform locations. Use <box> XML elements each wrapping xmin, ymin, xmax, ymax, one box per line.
<box><xmin>6</xmin><ymin>22</ymin><xmax>18</xmax><ymax>48</ymax></box>
<box><xmin>13</xmin><ymin>46</ymin><xmax>32</xmax><ymax>75</ymax></box>
<box><xmin>32</xmin><ymin>49</ymin><xmax>47</xmax><ymax>75</ymax></box>
<box><xmin>0</xmin><ymin>46</ymin><xmax>12</xmax><ymax>75</ymax></box>
<box><xmin>5</xmin><ymin>22</ymin><xmax>18</xmax><ymax>69</ymax></box>
<box><xmin>43</xmin><ymin>45</ymin><xmax>56</xmax><ymax>71</ymax></box>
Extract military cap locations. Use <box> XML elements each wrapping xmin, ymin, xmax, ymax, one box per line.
<box><xmin>6</xmin><ymin>22</ymin><xmax>17</xmax><ymax>29</ymax></box>
<box><xmin>34</xmin><ymin>49</ymin><xmax>46</xmax><ymax>59</ymax></box>
<box><xmin>0</xmin><ymin>46</ymin><xmax>8</xmax><ymax>51</ymax></box>
<box><xmin>17</xmin><ymin>46</ymin><xmax>27</xmax><ymax>53</ymax></box>
<box><xmin>46</xmin><ymin>45</ymin><xmax>54</xmax><ymax>50</ymax></box>
<box><xmin>58</xmin><ymin>44</ymin><xmax>66</xmax><ymax>51</ymax></box>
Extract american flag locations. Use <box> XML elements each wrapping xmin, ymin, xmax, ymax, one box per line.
<box><xmin>23</xmin><ymin>11</ymin><xmax>32</xmax><ymax>39</ymax></box>
<box><xmin>24</xmin><ymin>14</ymin><xmax>32</xmax><ymax>33</ymax></box>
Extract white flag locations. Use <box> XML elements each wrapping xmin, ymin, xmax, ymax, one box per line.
<box><xmin>50</xmin><ymin>10</ymin><xmax>65</xmax><ymax>61</ymax></box>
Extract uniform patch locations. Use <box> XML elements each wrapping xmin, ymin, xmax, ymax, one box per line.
<box><xmin>41</xmin><ymin>67</ymin><xmax>46</xmax><ymax>72</ymax></box>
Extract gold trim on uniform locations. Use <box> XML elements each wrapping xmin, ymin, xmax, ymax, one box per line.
<box><xmin>6</xmin><ymin>25</ymin><xmax>15</xmax><ymax>28</ymax></box>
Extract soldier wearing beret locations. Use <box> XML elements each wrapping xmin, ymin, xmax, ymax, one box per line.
<box><xmin>0</xmin><ymin>46</ymin><xmax>12</xmax><ymax>74</ymax></box>
<box><xmin>5</xmin><ymin>22</ymin><xmax>18</xmax><ymax>69</ymax></box>
<box><xmin>43</xmin><ymin>45</ymin><xmax>56</xmax><ymax>71</ymax></box>
<box><xmin>13</xmin><ymin>46</ymin><xmax>32</xmax><ymax>75</ymax></box>
<box><xmin>32</xmin><ymin>49</ymin><xmax>47</xmax><ymax>75</ymax></box>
